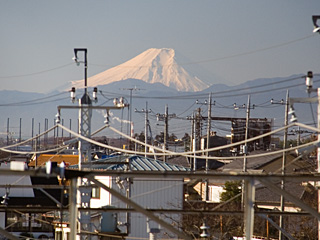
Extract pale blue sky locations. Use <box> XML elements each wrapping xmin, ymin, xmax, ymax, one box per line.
<box><xmin>1</xmin><ymin>0</ymin><xmax>320</xmax><ymax>93</ymax></box>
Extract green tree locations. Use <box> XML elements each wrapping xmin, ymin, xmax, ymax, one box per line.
<box><xmin>220</xmin><ymin>181</ymin><xmax>242</xmax><ymax>202</ymax></box>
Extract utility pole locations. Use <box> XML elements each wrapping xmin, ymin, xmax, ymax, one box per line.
<box><xmin>19</xmin><ymin>118</ymin><xmax>22</xmax><ymax>143</ymax></box>
<box><xmin>270</xmin><ymin>94</ymin><xmax>289</xmax><ymax>240</ymax></box>
<box><xmin>289</xmin><ymin>71</ymin><xmax>319</xmax><ymax>239</ymax></box>
<box><xmin>146</xmin><ymin>102</ymin><xmax>150</xmax><ymax>157</ymax></box>
<box><xmin>205</xmin><ymin>93</ymin><xmax>212</xmax><ymax>201</ymax></box>
<box><xmin>31</xmin><ymin>118</ymin><xmax>34</xmax><ymax>149</ymax></box>
<box><xmin>135</xmin><ymin>102</ymin><xmax>151</xmax><ymax>157</ymax></box>
<box><xmin>193</xmin><ymin>112</ymin><xmax>197</xmax><ymax>170</ymax></box>
<box><xmin>190</xmin><ymin>112</ymin><xmax>196</xmax><ymax>170</ymax></box>
<box><xmin>243</xmin><ymin>95</ymin><xmax>251</xmax><ymax>172</ymax></box>
<box><xmin>164</xmin><ymin>104</ymin><xmax>168</xmax><ymax>162</ymax></box>
<box><xmin>156</xmin><ymin>105</ymin><xmax>176</xmax><ymax>162</ymax></box>
<box><xmin>69</xmin><ymin>119</ymin><xmax>72</xmax><ymax>139</ymax></box>
<box><xmin>123</xmin><ymin>87</ymin><xmax>142</xmax><ymax>148</ymax></box>
<box><xmin>196</xmin><ymin>95</ymin><xmax>213</xmax><ymax>200</ymax></box>
<box><xmin>6</xmin><ymin>118</ymin><xmax>9</xmax><ymax>146</ymax></box>
<box><xmin>279</xmin><ymin>90</ymin><xmax>289</xmax><ymax>240</ymax></box>
<box><xmin>241</xmin><ymin>95</ymin><xmax>256</xmax><ymax>240</ymax></box>
<box><xmin>191</xmin><ymin>108</ymin><xmax>202</xmax><ymax>170</ymax></box>
<box><xmin>44</xmin><ymin>118</ymin><xmax>48</xmax><ymax>148</ymax></box>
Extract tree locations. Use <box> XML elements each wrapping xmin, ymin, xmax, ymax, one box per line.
<box><xmin>220</xmin><ymin>181</ymin><xmax>242</xmax><ymax>202</ymax></box>
<box><xmin>168</xmin><ymin>133</ymin><xmax>177</xmax><ymax>142</ymax></box>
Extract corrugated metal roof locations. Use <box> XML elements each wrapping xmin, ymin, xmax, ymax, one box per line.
<box><xmin>220</xmin><ymin>151</ymin><xmax>284</xmax><ymax>170</ymax></box>
<box><xmin>70</xmin><ymin>155</ymin><xmax>190</xmax><ymax>172</ymax></box>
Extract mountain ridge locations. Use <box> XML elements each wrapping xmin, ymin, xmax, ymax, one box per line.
<box><xmin>71</xmin><ymin>48</ymin><xmax>210</xmax><ymax>92</ymax></box>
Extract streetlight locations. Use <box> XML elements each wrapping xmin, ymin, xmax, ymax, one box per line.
<box><xmin>73</xmin><ymin>48</ymin><xmax>92</xmax><ymax>104</ymax></box>
<box><xmin>312</xmin><ymin>15</ymin><xmax>320</xmax><ymax>33</ymax></box>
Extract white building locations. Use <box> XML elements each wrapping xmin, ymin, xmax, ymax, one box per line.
<box><xmin>80</xmin><ymin>155</ymin><xmax>190</xmax><ymax>239</ymax></box>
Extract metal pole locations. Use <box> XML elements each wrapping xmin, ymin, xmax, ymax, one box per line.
<box><xmin>242</xmin><ymin>95</ymin><xmax>251</xmax><ymax>237</ymax></box>
<box><xmin>130</xmin><ymin>89</ymin><xmax>133</xmax><ymax>145</ymax></box>
<box><xmin>317</xmin><ymin>88</ymin><xmax>320</xmax><ymax>240</ymax></box>
<box><xmin>6</xmin><ymin>118</ymin><xmax>9</xmax><ymax>146</ymax></box>
<box><xmin>244</xmin><ymin>178</ymin><xmax>255</xmax><ymax>240</ymax></box>
<box><xmin>164</xmin><ymin>104</ymin><xmax>168</xmax><ymax>162</ymax></box>
<box><xmin>31</xmin><ymin>118</ymin><xmax>34</xmax><ymax>150</ymax></box>
<box><xmin>193</xmin><ymin>112</ymin><xmax>196</xmax><ymax>171</ymax></box>
<box><xmin>53</xmin><ymin>119</ymin><xmax>56</xmax><ymax>144</ymax></box>
<box><xmin>145</xmin><ymin>102</ymin><xmax>148</xmax><ymax>157</ymax></box>
<box><xmin>70</xmin><ymin>119</ymin><xmax>72</xmax><ymax>138</ymax></box>
<box><xmin>205</xmin><ymin>93</ymin><xmax>212</xmax><ymax>201</ymax></box>
<box><xmin>61</xmin><ymin>119</ymin><xmax>64</xmax><ymax>140</ymax></box>
<box><xmin>19</xmin><ymin>118</ymin><xmax>22</xmax><ymax>143</ymax></box>
<box><xmin>45</xmin><ymin>118</ymin><xmax>48</xmax><ymax>147</ymax></box>
<box><xmin>279</xmin><ymin>90</ymin><xmax>289</xmax><ymax>240</ymax></box>
<box><xmin>74</xmin><ymin>48</ymin><xmax>92</xmax><ymax>240</ymax></box>
<box><xmin>38</xmin><ymin>122</ymin><xmax>41</xmax><ymax>148</ymax></box>
<box><xmin>69</xmin><ymin>177</ymin><xmax>78</xmax><ymax>240</ymax></box>
<box><xmin>243</xmin><ymin>95</ymin><xmax>251</xmax><ymax>172</ymax></box>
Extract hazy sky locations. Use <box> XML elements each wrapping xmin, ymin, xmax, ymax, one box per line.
<box><xmin>1</xmin><ymin>0</ymin><xmax>320</xmax><ymax>93</ymax></box>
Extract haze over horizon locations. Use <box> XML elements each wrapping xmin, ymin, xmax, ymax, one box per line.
<box><xmin>1</xmin><ymin>1</ymin><xmax>320</xmax><ymax>93</ymax></box>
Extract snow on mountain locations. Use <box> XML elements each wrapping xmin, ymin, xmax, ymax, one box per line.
<box><xmin>71</xmin><ymin>48</ymin><xmax>210</xmax><ymax>92</ymax></box>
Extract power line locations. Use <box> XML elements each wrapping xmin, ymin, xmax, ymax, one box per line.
<box><xmin>0</xmin><ymin>63</ymin><xmax>74</xmax><ymax>78</ymax></box>
<box><xmin>99</xmin><ymin>76</ymin><xmax>319</xmax><ymax>101</ymax></box>
<box><xmin>0</xmin><ymin>91</ymin><xmax>69</xmax><ymax>107</ymax></box>
<box><xmin>90</xmin><ymin>34</ymin><xmax>316</xmax><ymax>69</ymax></box>
<box><xmin>57</xmin><ymin>121</ymin><xmax>320</xmax><ymax>161</ymax></box>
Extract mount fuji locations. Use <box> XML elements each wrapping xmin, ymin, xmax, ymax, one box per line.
<box><xmin>71</xmin><ymin>48</ymin><xmax>210</xmax><ymax>92</ymax></box>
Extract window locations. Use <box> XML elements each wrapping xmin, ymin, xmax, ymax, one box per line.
<box><xmin>91</xmin><ymin>186</ymin><xmax>100</xmax><ymax>199</ymax></box>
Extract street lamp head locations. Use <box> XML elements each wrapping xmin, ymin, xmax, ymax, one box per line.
<box><xmin>313</xmin><ymin>27</ymin><xmax>320</xmax><ymax>33</ymax></box>
<box><xmin>72</xmin><ymin>56</ymin><xmax>80</xmax><ymax>66</ymax></box>
<box><xmin>312</xmin><ymin>15</ymin><xmax>320</xmax><ymax>33</ymax></box>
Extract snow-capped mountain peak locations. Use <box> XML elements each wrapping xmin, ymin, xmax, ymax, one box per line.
<box><xmin>71</xmin><ymin>48</ymin><xmax>210</xmax><ymax>92</ymax></box>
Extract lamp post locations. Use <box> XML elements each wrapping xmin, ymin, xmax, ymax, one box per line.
<box><xmin>73</xmin><ymin>48</ymin><xmax>92</xmax><ymax>168</ymax></box>
<box><xmin>63</xmin><ymin>48</ymin><xmax>128</xmax><ymax>240</ymax></box>
<box><xmin>73</xmin><ymin>48</ymin><xmax>93</xmax><ymax>240</ymax></box>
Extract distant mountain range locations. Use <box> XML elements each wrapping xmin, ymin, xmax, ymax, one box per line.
<box><xmin>0</xmin><ymin>48</ymin><xmax>318</xmax><ymax>140</ymax></box>
<box><xmin>71</xmin><ymin>48</ymin><xmax>210</xmax><ymax>92</ymax></box>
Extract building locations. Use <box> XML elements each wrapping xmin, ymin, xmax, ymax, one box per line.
<box><xmin>0</xmin><ymin>161</ymin><xmax>62</xmax><ymax>239</ymax></box>
<box><xmin>70</xmin><ymin>154</ymin><xmax>190</xmax><ymax>239</ymax></box>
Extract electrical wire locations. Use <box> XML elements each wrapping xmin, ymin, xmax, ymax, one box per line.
<box><xmin>90</xmin><ymin>34</ymin><xmax>316</xmax><ymax>69</ymax></box>
<box><xmin>99</xmin><ymin>76</ymin><xmax>319</xmax><ymax>101</ymax></box>
<box><xmin>0</xmin><ymin>91</ymin><xmax>69</xmax><ymax>107</ymax></box>
<box><xmin>0</xmin><ymin>63</ymin><xmax>74</xmax><ymax>78</ymax></box>
<box><xmin>57</xmin><ymin>122</ymin><xmax>320</xmax><ymax>161</ymax></box>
